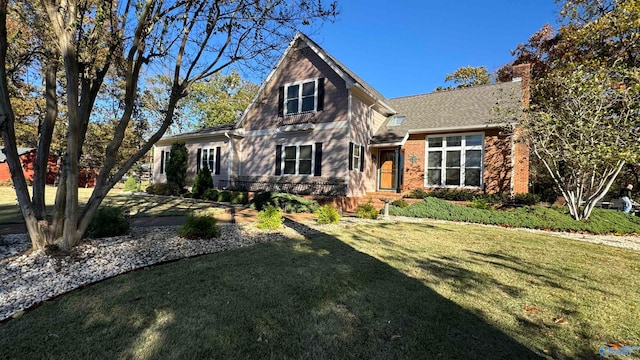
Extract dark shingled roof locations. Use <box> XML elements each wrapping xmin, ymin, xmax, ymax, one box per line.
<box><xmin>0</xmin><ymin>147</ymin><xmax>35</xmax><ymax>163</ymax></box>
<box><xmin>371</xmin><ymin>81</ymin><xmax>522</xmax><ymax>144</ymax></box>
<box><xmin>160</xmin><ymin>123</ymin><xmax>235</xmax><ymax>140</ymax></box>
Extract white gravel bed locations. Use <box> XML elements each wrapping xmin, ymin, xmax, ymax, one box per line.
<box><xmin>1</xmin><ymin>216</ymin><xmax>638</xmax><ymax>322</ymax></box>
<box><xmin>0</xmin><ymin>224</ymin><xmax>303</xmax><ymax>321</ymax></box>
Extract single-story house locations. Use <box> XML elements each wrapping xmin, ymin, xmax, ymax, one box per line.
<box><xmin>153</xmin><ymin>33</ymin><xmax>529</xmax><ymax>205</ymax></box>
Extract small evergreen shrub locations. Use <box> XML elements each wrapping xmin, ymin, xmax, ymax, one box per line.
<box><xmin>426</xmin><ymin>189</ymin><xmax>477</xmax><ymax>201</ymax></box>
<box><xmin>230</xmin><ymin>192</ymin><xmax>248</xmax><ymax>205</ymax></box>
<box><xmin>192</xmin><ymin>165</ymin><xmax>213</xmax><ymax>199</ymax></box>
<box><xmin>391</xmin><ymin>199</ymin><xmax>409</xmax><ymax>208</ymax></box>
<box><xmin>166</xmin><ymin>142</ymin><xmax>188</xmax><ymax>190</ymax></box>
<box><xmin>257</xmin><ymin>205</ymin><xmax>283</xmax><ymax>230</ymax></box>
<box><xmin>124</xmin><ymin>176</ymin><xmax>140</xmax><ymax>192</ymax></box>
<box><xmin>356</xmin><ymin>203</ymin><xmax>379</xmax><ymax>219</ymax></box>
<box><xmin>178</xmin><ymin>215</ymin><xmax>219</xmax><ymax>239</ymax></box>
<box><xmin>315</xmin><ymin>205</ymin><xmax>340</xmax><ymax>224</ymax></box>
<box><xmin>513</xmin><ymin>193</ymin><xmax>541</xmax><ymax>206</ymax></box>
<box><xmin>249</xmin><ymin>192</ymin><xmax>319</xmax><ymax>213</ymax></box>
<box><xmin>86</xmin><ymin>206</ymin><xmax>130</xmax><ymax>238</ymax></box>
<box><xmin>146</xmin><ymin>182</ymin><xmax>180</xmax><ymax>196</ymax></box>
<box><xmin>202</xmin><ymin>189</ymin><xmax>220</xmax><ymax>201</ymax></box>
<box><xmin>406</xmin><ymin>188</ymin><xmax>429</xmax><ymax>199</ymax></box>
<box><xmin>217</xmin><ymin>190</ymin><xmax>233</xmax><ymax>202</ymax></box>
<box><xmin>469</xmin><ymin>198</ymin><xmax>492</xmax><ymax>210</ymax></box>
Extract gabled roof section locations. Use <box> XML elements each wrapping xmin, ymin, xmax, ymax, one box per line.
<box><xmin>0</xmin><ymin>147</ymin><xmax>35</xmax><ymax>163</ymax></box>
<box><xmin>371</xmin><ymin>81</ymin><xmax>523</xmax><ymax>144</ymax></box>
<box><xmin>236</xmin><ymin>32</ymin><xmax>395</xmax><ymax>128</ymax></box>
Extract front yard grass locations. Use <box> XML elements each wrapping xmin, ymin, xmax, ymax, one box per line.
<box><xmin>1</xmin><ymin>221</ymin><xmax>638</xmax><ymax>359</ymax></box>
<box><xmin>0</xmin><ymin>186</ymin><xmax>223</xmax><ymax>224</ymax></box>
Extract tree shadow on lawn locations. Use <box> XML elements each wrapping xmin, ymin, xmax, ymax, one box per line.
<box><xmin>1</xmin><ymin>220</ymin><xmax>548</xmax><ymax>359</ymax></box>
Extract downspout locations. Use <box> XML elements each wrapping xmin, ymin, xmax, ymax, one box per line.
<box><xmin>367</xmin><ymin>101</ymin><xmax>376</xmax><ymax>193</ymax></box>
<box><xmin>509</xmin><ymin>123</ymin><xmax>516</xmax><ymax>198</ymax></box>
<box><xmin>224</xmin><ymin>132</ymin><xmax>233</xmax><ymax>187</ymax></box>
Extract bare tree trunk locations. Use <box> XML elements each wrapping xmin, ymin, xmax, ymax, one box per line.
<box><xmin>33</xmin><ymin>55</ymin><xmax>59</xmax><ymax>219</ymax></box>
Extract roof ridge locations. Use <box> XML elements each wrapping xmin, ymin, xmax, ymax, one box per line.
<box><xmin>389</xmin><ymin>81</ymin><xmax>516</xmax><ymax>101</ymax></box>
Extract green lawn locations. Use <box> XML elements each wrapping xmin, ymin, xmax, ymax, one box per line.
<box><xmin>0</xmin><ymin>186</ymin><xmax>223</xmax><ymax>224</ymax></box>
<box><xmin>1</xmin><ymin>221</ymin><xmax>638</xmax><ymax>359</ymax></box>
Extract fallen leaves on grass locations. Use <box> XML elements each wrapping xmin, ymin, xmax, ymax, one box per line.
<box><xmin>606</xmin><ymin>341</ymin><xmax>628</xmax><ymax>350</ymax></box>
<box><xmin>524</xmin><ymin>305</ymin><xmax>540</xmax><ymax>313</ymax></box>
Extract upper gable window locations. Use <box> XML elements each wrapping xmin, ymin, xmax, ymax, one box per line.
<box><xmin>388</xmin><ymin>116</ymin><xmax>406</xmax><ymax>127</ymax></box>
<box><xmin>285</xmin><ymin>79</ymin><xmax>317</xmax><ymax>115</ymax></box>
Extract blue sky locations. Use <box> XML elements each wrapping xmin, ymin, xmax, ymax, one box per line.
<box><xmin>306</xmin><ymin>0</ymin><xmax>561</xmax><ymax>98</ymax></box>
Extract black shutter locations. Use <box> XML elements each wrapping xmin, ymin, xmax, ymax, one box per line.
<box><xmin>278</xmin><ymin>86</ymin><xmax>284</xmax><ymax>117</ymax></box>
<box><xmin>196</xmin><ymin>149</ymin><xmax>201</xmax><ymax>172</ymax></box>
<box><xmin>317</xmin><ymin>78</ymin><xmax>325</xmax><ymax>111</ymax></box>
<box><xmin>160</xmin><ymin>150</ymin><xmax>165</xmax><ymax>174</ymax></box>
<box><xmin>314</xmin><ymin>142</ymin><xmax>322</xmax><ymax>177</ymax></box>
<box><xmin>215</xmin><ymin>147</ymin><xmax>221</xmax><ymax>175</ymax></box>
<box><xmin>348</xmin><ymin>142</ymin><xmax>353</xmax><ymax>171</ymax></box>
<box><xmin>360</xmin><ymin>145</ymin><xmax>365</xmax><ymax>172</ymax></box>
<box><xmin>275</xmin><ymin>145</ymin><xmax>282</xmax><ymax>175</ymax></box>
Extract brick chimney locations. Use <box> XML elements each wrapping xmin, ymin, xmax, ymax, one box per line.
<box><xmin>511</xmin><ymin>63</ymin><xmax>531</xmax><ymax>108</ymax></box>
<box><xmin>510</xmin><ymin>63</ymin><xmax>531</xmax><ymax>195</ymax></box>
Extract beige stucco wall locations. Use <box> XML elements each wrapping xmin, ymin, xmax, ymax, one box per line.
<box><xmin>239</xmin><ymin>126</ymin><xmax>349</xmax><ymax>179</ymax></box>
<box><xmin>347</xmin><ymin>94</ymin><xmax>379</xmax><ymax>196</ymax></box>
<box><xmin>152</xmin><ymin>137</ymin><xmax>230</xmax><ymax>186</ymax></box>
<box><xmin>242</xmin><ymin>46</ymin><xmax>349</xmax><ymax>131</ymax></box>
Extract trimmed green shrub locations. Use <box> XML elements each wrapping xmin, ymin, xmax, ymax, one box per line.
<box><xmin>391</xmin><ymin>199</ymin><xmax>409</xmax><ymax>208</ymax></box>
<box><xmin>249</xmin><ymin>192</ymin><xmax>319</xmax><ymax>213</ymax></box>
<box><xmin>202</xmin><ymin>189</ymin><xmax>220</xmax><ymax>201</ymax></box>
<box><xmin>356</xmin><ymin>203</ymin><xmax>379</xmax><ymax>219</ymax></box>
<box><xmin>425</xmin><ymin>189</ymin><xmax>477</xmax><ymax>201</ymax></box>
<box><xmin>178</xmin><ymin>215</ymin><xmax>220</xmax><ymax>239</ymax></box>
<box><xmin>405</xmin><ymin>188</ymin><xmax>429</xmax><ymax>199</ymax></box>
<box><xmin>513</xmin><ymin>193</ymin><xmax>541</xmax><ymax>206</ymax></box>
<box><xmin>469</xmin><ymin>199</ymin><xmax>492</xmax><ymax>210</ymax></box>
<box><xmin>315</xmin><ymin>205</ymin><xmax>340</xmax><ymax>224</ymax></box>
<box><xmin>257</xmin><ymin>205</ymin><xmax>283</xmax><ymax>230</ymax></box>
<box><xmin>218</xmin><ymin>190</ymin><xmax>233</xmax><ymax>202</ymax></box>
<box><xmin>192</xmin><ymin>165</ymin><xmax>213</xmax><ymax>199</ymax></box>
<box><xmin>86</xmin><ymin>206</ymin><xmax>130</xmax><ymax>238</ymax></box>
<box><xmin>230</xmin><ymin>192</ymin><xmax>248</xmax><ymax>205</ymax></box>
<box><xmin>124</xmin><ymin>176</ymin><xmax>140</xmax><ymax>192</ymax></box>
<box><xmin>387</xmin><ymin>197</ymin><xmax>640</xmax><ymax>234</ymax></box>
<box><xmin>146</xmin><ymin>182</ymin><xmax>180</xmax><ymax>196</ymax></box>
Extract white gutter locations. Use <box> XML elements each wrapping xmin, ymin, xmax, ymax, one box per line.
<box><xmin>407</xmin><ymin>123</ymin><xmax>508</xmax><ymax>134</ymax></box>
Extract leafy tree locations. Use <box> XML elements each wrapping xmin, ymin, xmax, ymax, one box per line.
<box><xmin>444</xmin><ymin>66</ymin><xmax>491</xmax><ymax>88</ymax></box>
<box><xmin>185</xmin><ymin>71</ymin><xmax>258</xmax><ymax>128</ymax></box>
<box><xmin>166</xmin><ymin>142</ymin><xmax>188</xmax><ymax>192</ymax></box>
<box><xmin>0</xmin><ymin>0</ymin><xmax>337</xmax><ymax>250</ymax></box>
<box><xmin>502</xmin><ymin>0</ymin><xmax>640</xmax><ymax>220</ymax></box>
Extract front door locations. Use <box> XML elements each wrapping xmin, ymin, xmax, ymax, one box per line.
<box><xmin>379</xmin><ymin>149</ymin><xmax>398</xmax><ymax>190</ymax></box>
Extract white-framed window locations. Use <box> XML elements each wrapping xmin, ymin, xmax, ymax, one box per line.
<box><xmin>200</xmin><ymin>148</ymin><xmax>215</xmax><ymax>171</ymax></box>
<box><xmin>352</xmin><ymin>143</ymin><xmax>362</xmax><ymax>171</ymax></box>
<box><xmin>284</xmin><ymin>79</ymin><xmax>318</xmax><ymax>115</ymax></box>
<box><xmin>425</xmin><ymin>133</ymin><xmax>483</xmax><ymax>188</ymax></box>
<box><xmin>161</xmin><ymin>150</ymin><xmax>170</xmax><ymax>174</ymax></box>
<box><xmin>283</xmin><ymin>144</ymin><xmax>314</xmax><ymax>175</ymax></box>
